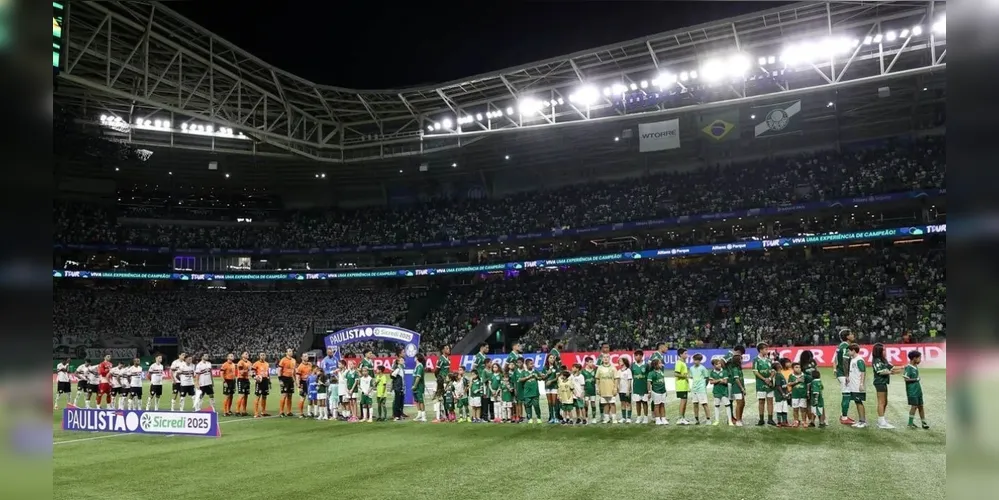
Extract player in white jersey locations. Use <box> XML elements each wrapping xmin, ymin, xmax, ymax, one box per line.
<box><xmin>54</xmin><ymin>358</ymin><xmax>72</xmax><ymax>409</ymax></box>
<box><xmin>128</xmin><ymin>358</ymin><xmax>144</xmax><ymax>410</ymax></box>
<box><xmin>109</xmin><ymin>363</ymin><xmax>124</xmax><ymax>410</ymax></box>
<box><xmin>146</xmin><ymin>355</ymin><xmax>165</xmax><ymax>410</ymax></box>
<box><xmin>194</xmin><ymin>354</ymin><xmax>216</xmax><ymax>412</ymax></box>
<box><xmin>846</xmin><ymin>344</ymin><xmax>868</xmax><ymax>428</ymax></box>
<box><xmin>177</xmin><ymin>354</ymin><xmax>196</xmax><ymax>410</ymax></box>
<box><xmin>170</xmin><ymin>353</ymin><xmax>186</xmax><ymax>411</ymax></box>
<box><xmin>73</xmin><ymin>360</ymin><xmax>91</xmax><ymax>407</ymax></box>
<box><xmin>86</xmin><ymin>364</ymin><xmax>100</xmax><ymax>409</ymax></box>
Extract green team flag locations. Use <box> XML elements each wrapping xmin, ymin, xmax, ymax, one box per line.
<box><xmin>752</xmin><ymin>100</ymin><xmax>802</xmax><ymax>138</ymax></box>
<box><xmin>698</xmin><ymin>109</ymin><xmax>741</xmax><ymax>142</ymax></box>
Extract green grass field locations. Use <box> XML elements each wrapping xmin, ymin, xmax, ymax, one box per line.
<box><xmin>52</xmin><ymin>369</ymin><xmax>946</xmax><ymax>500</ymax></box>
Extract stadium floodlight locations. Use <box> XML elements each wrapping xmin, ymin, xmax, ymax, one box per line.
<box><xmin>144</xmin><ymin>119</ymin><xmax>152</xmax><ymax>127</ymax></box>
<box><xmin>933</xmin><ymin>17</ymin><xmax>945</xmax><ymax>35</ymax></box>
<box><xmin>135</xmin><ymin>118</ymin><xmax>143</xmax><ymax>126</ymax></box>
<box><xmin>768</xmin><ymin>56</ymin><xmax>776</xmax><ymax>64</ymax></box>
<box><xmin>873</xmin><ymin>34</ymin><xmax>883</xmax><ymax>43</ymax></box>
<box><xmin>679</xmin><ymin>71</ymin><xmax>689</xmax><ymax>82</ymax></box>
<box><xmin>517</xmin><ymin>98</ymin><xmax>542</xmax><ymax>116</ymax></box>
<box><xmin>433</xmin><ymin>122</ymin><xmax>441</xmax><ymax>130</ymax></box>
<box><xmin>451</xmin><ymin>163</ymin><xmax>457</xmax><ymax>168</ymax></box>
<box><xmin>640</xmin><ymin>80</ymin><xmax>649</xmax><ymax>89</ymax></box>
<box><xmin>611</xmin><ymin>83</ymin><xmax>628</xmax><ymax>95</ymax></box>
<box><xmin>154</xmin><ymin>119</ymin><xmax>162</xmax><ymax>128</ymax></box>
<box><xmin>557</xmin><ymin>98</ymin><xmax>564</xmax><ymax>105</ymax></box>
<box><xmin>441</xmin><ymin>117</ymin><xmax>453</xmax><ymax>129</ymax></box>
<box><xmin>728</xmin><ymin>53</ymin><xmax>750</xmax><ymax>78</ymax></box>
<box><xmin>629</xmin><ymin>83</ymin><xmax>638</xmax><ymax>91</ymax></box>
<box><xmin>570</xmin><ymin>85</ymin><xmax>599</xmax><ymax>106</ymax></box>
<box><xmin>886</xmin><ymin>31</ymin><xmax>897</xmax><ymax>42</ymax></box>
<box><xmin>699</xmin><ymin>58</ymin><xmax>728</xmax><ymax>82</ymax></box>
<box><xmin>912</xmin><ymin>25</ymin><xmax>923</xmax><ymax>36</ymax></box>
<box><xmin>475</xmin><ymin>113</ymin><xmax>483</xmax><ymax>121</ymax></box>
<box><xmin>603</xmin><ymin>87</ymin><xmax>611</xmax><ymax>96</ymax></box>
<box><xmin>863</xmin><ymin>35</ymin><xmax>873</xmax><ymax>45</ymax></box>
<box><xmin>900</xmin><ymin>29</ymin><xmax>910</xmax><ymax>38</ymax></box>
<box><xmin>427</xmin><ymin>125</ymin><xmax>433</xmax><ymax>131</ymax></box>
<box><xmin>505</xmin><ymin>106</ymin><xmax>514</xmax><ymax>115</ymax></box>
<box><xmin>504</xmin><ymin>155</ymin><xmax>510</xmax><ymax>160</ymax></box>
<box><xmin>652</xmin><ymin>73</ymin><xmax>677</xmax><ymax>89</ymax></box>
<box><xmin>206</xmin><ymin>125</ymin><xmax>214</xmax><ymax>133</ymax></box>
<box><xmin>100</xmin><ymin>114</ymin><xmax>107</xmax><ymax>122</ymax></box>
<box><xmin>543</xmin><ymin>100</ymin><xmax>551</xmax><ymax>107</ymax></box>
<box><xmin>181</xmin><ymin>123</ymin><xmax>188</xmax><ymax>130</ymax></box>
<box><xmin>163</xmin><ymin>120</ymin><xmax>170</xmax><ymax>129</ymax></box>
<box><xmin>758</xmin><ymin>56</ymin><xmax>767</xmax><ymax>65</ymax></box>
<box><xmin>689</xmin><ymin>70</ymin><xmax>698</xmax><ymax>79</ymax></box>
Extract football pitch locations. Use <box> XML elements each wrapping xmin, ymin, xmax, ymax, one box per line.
<box><xmin>53</xmin><ymin>369</ymin><xmax>946</xmax><ymax>500</ymax></box>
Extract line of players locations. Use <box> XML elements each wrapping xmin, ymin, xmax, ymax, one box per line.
<box><xmin>54</xmin><ymin>353</ymin><xmax>220</xmax><ymax>413</ymax></box>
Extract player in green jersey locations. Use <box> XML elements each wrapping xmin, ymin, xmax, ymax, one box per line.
<box><xmin>411</xmin><ymin>354</ymin><xmax>427</xmax><ymax>422</ymax></box>
<box><xmin>809</xmin><ymin>370</ymin><xmax>826</xmax><ymax>427</ymax></box>
<box><xmin>724</xmin><ymin>345</ymin><xmax>747</xmax><ymax>426</ymax></box>
<box><xmin>630</xmin><ymin>351</ymin><xmax>650</xmax><ymax>424</ymax></box>
<box><xmin>833</xmin><ymin>328</ymin><xmax>857</xmax><ymax>425</ymax></box>
<box><xmin>688</xmin><ymin>353</ymin><xmax>710</xmax><ymax>425</ymax></box>
<box><xmin>903</xmin><ymin>350</ymin><xmax>929</xmax><ymax>429</ymax></box>
<box><xmin>542</xmin><ymin>355</ymin><xmax>560</xmax><ymax>423</ymax></box>
<box><xmin>501</xmin><ymin>372</ymin><xmax>515</xmax><ymax>422</ymax></box>
<box><xmin>472</xmin><ymin>344</ymin><xmax>491</xmax><ymax>420</ymax></box>
<box><xmin>453</xmin><ymin>367</ymin><xmax>470</xmax><ymax>422</ymax></box>
<box><xmin>648</xmin><ymin>343</ymin><xmax>667</xmax><ymax>367</ymax></box>
<box><xmin>871</xmin><ymin>343</ymin><xmax>901</xmax><ymax>429</ymax></box>
<box><xmin>469</xmin><ymin>371</ymin><xmax>484</xmax><ymax>422</ymax></box>
<box><xmin>753</xmin><ymin>342</ymin><xmax>776</xmax><ymax>426</ymax></box>
<box><xmin>772</xmin><ymin>360</ymin><xmax>789</xmax><ymax>427</ymax></box>
<box><xmin>548</xmin><ymin>341</ymin><xmax>563</xmax><ymax>371</ymax></box>
<box><xmin>518</xmin><ymin>358</ymin><xmax>543</xmax><ymax>423</ymax></box>
<box><xmin>434</xmin><ymin>345</ymin><xmax>452</xmax><ymax>399</ymax></box>
<box><xmin>674</xmin><ymin>348</ymin><xmax>691</xmax><ymax>425</ymax></box>
<box><xmin>513</xmin><ymin>358</ymin><xmax>527</xmax><ymax>423</ymax></box>
<box><xmin>582</xmin><ymin>357</ymin><xmax>597</xmax><ymax>424</ymax></box>
<box><xmin>709</xmin><ymin>358</ymin><xmax>730</xmax><ymax>426</ymax></box>
<box><xmin>788</xmin><ymin>362</ymin><xmax>808</xmax><ymax>427</ymax></box>
<box><xmin>647</xmin><ymin>359</ymin><xmax>668</xmax><ymax>425</ymax></box>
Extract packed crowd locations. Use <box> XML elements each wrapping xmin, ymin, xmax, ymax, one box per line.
<box><xmin>53</xmin><ymin>288</ymin><xmax>418</xmax><ymax>359</ymax></box>
<box><xmin>418</xmin><ymin>241</ymin><xmax>946</xmax><ymax>352</ymax></box>
<box><xmin>54</xmin><ymin>137</ymin><xmax>944</xmax><ymax>249</ymax></box>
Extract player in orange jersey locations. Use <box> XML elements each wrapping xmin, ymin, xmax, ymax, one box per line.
<box><xmin>235</xmin><ymin>351</ymin><xmax>252</xmax><ymax>416</ymax></box>
<box><xmin>295</xmin><ymin>353</ymin><xmax>313</xmax><ymax>418</ymax></box>
<box><xmin>277</xmin><ymin>348</ymin><xmax>296</xmax><ymax>417</ymax></box>
<box><xmin>220</xmin><ymin>354</ymin><xmax>237</xmax><ymax>416</ymax></box>
<box><xmin>251</xmin><ymin>353</ymin><xmax>271</xmax><ymax>418</ymax></box>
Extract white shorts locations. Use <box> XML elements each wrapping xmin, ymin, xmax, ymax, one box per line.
<box><xmin>317</xmin><ymin>393</ymin><xmax>327</xmax><ymax>401</ymax></box>
<box><xmin>757</xmin><ymin>390</ymin><xmax>774</xmax><ymax>400</ymax></box>
<box><xmin>503</xmin><ymin>401</ymin><xmax>513</xmax><ymax>409</ymax></box>
<box><xmin>730</xmin><ymin>393</ymin><xmax>743</xmax><ymax>401</ymax></box>
<box><xmin>599</xmin><ymin>395</ymin><xmax>616</xmax><ymax>405</ymax></box>
<box><xmin>690</xmin><ymin>392</ymin><xmax>708</xmax><ymax>404</ymax></box>
<box><xmin>837</xmin><ymin>376</ymin><xmax>849</xmax><ymax>393</ymax></box>
<box><xmin>651</xmin><ymin>393</ymin><xmax>667</xmax><ymax>405</ymax></box>
<box><xmin>792</xmin><ymin>398</ymin><xmax>807</xmax><ymax>409</ymax></box>
<box><xmin>470</xmin><ymin>397</ymin><xmax>481</xmax><ymax>408</ymax></box>
<box><xmin>339</xmin><ymin>395</ymin><xmax>349</xmax><ymax>403</ymax></box>
<box><xmin>351</xmin><ymin>392</ymin><xmax>359</xmax><ymax>400</ymax></box>
<box><xmin>714</xmin><ymin>396</ymin><xmax>729</xmax><ymax>407</ymax></box>
<box><xmin>774</xmin><ymin>400</ymin><xmax>788</xmax><ymax>413</ymax></box>
<box><xmin>585</xmin><ymin>396</ymin><xmax>596</xmax><ymax>403</ymax></box>
<box><xmin>631</xmin><ymin>393</ymin><xmax>649</xmax><ymax>403</ymax></box>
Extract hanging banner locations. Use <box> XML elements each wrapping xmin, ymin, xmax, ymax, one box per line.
<box><xmin>698</xmin><ymin>109</ymin><xmax>741</xmax><ymax>142</ymax></box>
<box><xmin>753</xmin><ymin>100</ymin><xmax>802</xmax><ymax>138</ymax></box>
<box><xmin>638</xmin><ymin>119</ymin><xmax>680</xmax><ymax>152</ymax></box>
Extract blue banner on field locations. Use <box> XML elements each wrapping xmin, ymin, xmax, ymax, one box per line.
<box><xmin>53</xmin><ymin>189</ymin><xmax>943</xmax><ymax>256</ymax></box>
<box><xmin>61</xmin><ymin>408</ymin><xmax>220</xmax><ymax>437</ymax></box>
<box><xmin>51</xmin><ymin>223</ymin><xmax>946</xmax><ymax>282</ymax></box>
<box><xmin>323</xmin><ymin>325</ymin><xmax>421</xmax><ymax>405</ymax></box>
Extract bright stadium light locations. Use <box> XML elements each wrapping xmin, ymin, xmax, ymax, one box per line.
<box><xmin>700</xmin><ymin>58</ymin><xmax>727</xmax><ymax>82</ymax></box>
<box><xmin>768</xmin><ymin>56</ymin><xmax>776</xmax><ymax>64</ymax></box>
<box><xmin>441</xmin><ymin>117</ymin><xmax>453</xmax><ymax>129</ymax></box>
<box><xmin>154</xmin><ymin>119</ymin><xmax>162</xmax><ymax>128</ymax></box>
<box><xmin>570</xmin><ymin>85</ymin><xmax>599</xmax><ymax>106</ymax></box>
<box><xmin>603</xmin><ymin>87</ymin><xmax>611</xmax><ymax>96</ymax></box>
<box><xmin>912</xmin><ymin>25</ymin><xmax>923</xmax><ymax>36</ymax></box>
<box><xmin>639</xmin><ymin>80</ymin><xmax>648</xmax><ymax>89</ymax></box>
<box><xmin>556</xmin><ymin>97</ymin><xmax>564</xmax><ymax>105</ymax></box>
<box><xmin>886</xmin><ymin>31</ymin><xmax>897</xmax><ymax>42</ymax></box>
<box><xmin>475</xmin><ymin>113</ymin><xmax>483</xmax><ymax>121</ymax></box>
<box><xmin>863</xmin><ymin>35</ymin><xmax>873</xmax><ymax>45</ymax></box>
<box><xmin>689</xmin><ymin>70</ymin><xmax>698</xmax><ymax>79</ymax></box>
<box><xmin>506</xmin><ymin>106</ymin><xmax>514</xmax><ymax>115</ymax></box>
<box><xmin>933</xmin><ymin>16</ymin><xmax>945</xmax><ymax>34</ymax></box>
<box><xmin>427</xmin><ymin>125</ymin><xmax>433</xmax><ymax>132</ymax></box>
<box><xmin>679</xmin><ymin>71</ymin><xmax>689</xmax><ymax>82</ymax></box>
<box><xmin>517</xmin><ymin>98</ymin><xmax>542</xmax><ymax>116</ymax></box>
<box><xmin>629</xmin><ymin>83</ymin><xmax>638</xmax><ymax>91</ymax></box>
<box><xmin>611</xmin><ymin>83</ymin><xmax>628</xmax><ymax>95</ymax></box>
<box><xmin>758</xmin><ymin>56</ymin><xmax>767</xmax><ymax>65</ymax></box>
<box><xmin>900</xmin><ymin>29</ymin><xmax>910</xmax><ymax>38</ymax></box>
<box><xmin>652</xmin><ymin>73</ymin><xmax>677</xmax><ymax>88</ymax></box>
<box><xmin>728</xmin><ymin>53</ymin><xmax>750</xmax><ymax>78</ymax></box>
<box><xmin>873</xmin><ymin>33</ymin><xmax>883</xmax><ymax>43</ymax></box>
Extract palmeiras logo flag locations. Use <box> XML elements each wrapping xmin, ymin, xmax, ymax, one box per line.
<box><xmin>752</xmin><ymin>100</ymin><xmax>802</xmax><ymax>138</ymax></box>
<box><xmin>697</xmin><ymin>109</ymin><xmax>740</xmax><ymax>142</ymax></box>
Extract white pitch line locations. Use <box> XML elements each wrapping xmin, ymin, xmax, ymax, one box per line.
<box><xmin>53</xmin><ymin>415</ymin><xmax>277</xmax><ymax>446</ymax></box>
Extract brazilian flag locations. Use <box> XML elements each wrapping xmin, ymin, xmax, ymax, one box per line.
<box><xmin>698</xmin><ymin>110</ymin><xmax>740</xmax><ymax>142</ymax></box>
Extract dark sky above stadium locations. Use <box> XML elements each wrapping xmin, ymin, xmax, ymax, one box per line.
<box><xmin>170</xmin><ymin>2</ymin><xmax>787</xmax><ymax>89</ymax></box>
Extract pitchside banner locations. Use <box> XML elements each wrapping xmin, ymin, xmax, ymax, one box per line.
<box><xmin>772</xmin><ymin>343</ymin><xmax>946</xmax><ymax>369</ymax></box>
<box><xmin>62</xmin><ymin>408</ymin><xmax>221</xmax><ymax>437</ymax></box>
<box><xmin>638</xmin><ymin>119</ymin><xmax>680</xmax><ymax>152</ymax></box>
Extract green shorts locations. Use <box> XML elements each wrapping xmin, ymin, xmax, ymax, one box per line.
<box><xmin>907</xmin><ymin>395</ymin><xmax>923</xmax><ymax>406</ymax></box>
<box><xmin>413</xmin><ymin>390</ymin><xmax>425</xmax><ymax>403</ymax></box>
<box><xmin>523</xmin><ymin>396</ymin><xmax>539</xmax><ymax>407</ymax></box>
<box><xmin>561</xmin><ymin>403</ymin><xmax>575</xmax><ymax>412</ymax></box>
<box><xmin>360</xmin><ymin>395</ymin><xmax>372</xmax><ymax>406</ymax></box>
<box><xmin>851</xmin><ymin>392</ymin><xmax>866</xmax><ymax>403</ymax></box>
<box><xmin>458</xmin><ymin>397</ymin><xmax>468</xmax><ymax>408</ymax></box>
<box><xmin>575</xmin><ymin>399</ymin><xmax>586</xmax><ymax>409</ymax></box>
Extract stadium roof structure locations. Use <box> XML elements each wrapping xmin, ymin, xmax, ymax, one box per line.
<box><xmin>56</xmin><ymin>1</ymin><xmax>946</xmax><ymax>184</ymax></box>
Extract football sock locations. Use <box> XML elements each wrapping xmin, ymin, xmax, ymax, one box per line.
<box><xmin>841</xmin><ymin>395</ymin><xmax>851</xmax><ymax>417</ymax></box>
